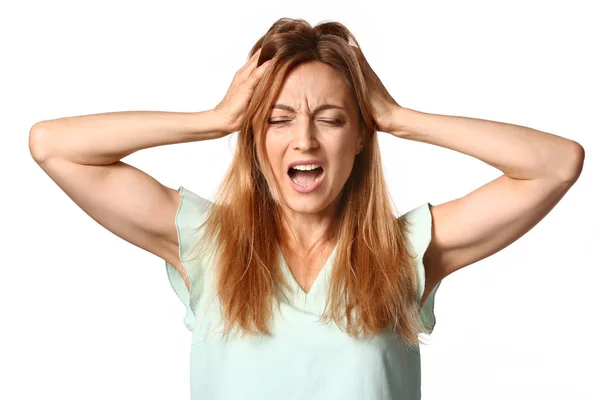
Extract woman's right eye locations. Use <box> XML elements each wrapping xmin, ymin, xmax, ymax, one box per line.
<box><xmin>268</xmin><ymin>120</ymin><xmax>287</xmax><ymax>124</ymax></box>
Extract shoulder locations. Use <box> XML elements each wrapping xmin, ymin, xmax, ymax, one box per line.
<box><xmin>400</xmin><ymin>202</ymin><xmax>433</xmax><ymax>256</ymax></box>
<box><xmin>176</xmin><ymin>186</ymin><xmax>213</xmax><ymax>230</ymax></box>
<box><xmin>399</xmin><ymin>202</ymin><xmax>441</xmax><ymax>332</ymax></box>
<box><xmin>174</xmin><ymin>186</ymin><xmax>213</xmax><ymax>252</ymax></box>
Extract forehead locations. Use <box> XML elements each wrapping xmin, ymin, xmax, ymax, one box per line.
<box><xmin>273</xmin><ymin>61</ymin><xmax>353</xmax><ymax>110</ymax></box>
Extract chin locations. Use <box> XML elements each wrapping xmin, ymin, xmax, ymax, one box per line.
<box><xmin>283</xmin><ymin>197</ymin><xmax>328</xmax><ymax>214</ymax></box>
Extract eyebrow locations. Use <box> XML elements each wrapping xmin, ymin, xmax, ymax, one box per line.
<box><xmin>271</xmin><ymin>103</ymin><xmax>346</xmax><ymax>114</ymax></box>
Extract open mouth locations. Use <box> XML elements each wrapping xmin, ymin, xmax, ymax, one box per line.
<box><xmin>287</xmin><ymin>166</ymin><xmax>324</xmax><ymax>188</ymax></box>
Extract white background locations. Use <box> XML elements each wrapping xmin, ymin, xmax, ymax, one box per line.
<box><xmin>2</xmin><ymin>0</ymin><xmax>598</xmax><ymax>399</ymax></box>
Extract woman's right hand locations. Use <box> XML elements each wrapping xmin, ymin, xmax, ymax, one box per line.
<box><xmin>213</xmin><ymin>48</ymin><xmax>272</xmax><ymax>134</ymax></box>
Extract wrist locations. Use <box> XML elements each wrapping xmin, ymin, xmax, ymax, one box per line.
<box><xmin>387</xmin><ymin>105</ymin><xmax>412</xmax><ymax>137</ymax></box>
<box><xmin>199</xmin><ymin>109</ymin><xmax>234</xmax><ymax>137</ymax></box>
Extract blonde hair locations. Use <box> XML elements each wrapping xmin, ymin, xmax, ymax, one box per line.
<box><xmin>189</xmin><ymin>18</ymin><xmax>427</xmax><ymax>348</ymax></box>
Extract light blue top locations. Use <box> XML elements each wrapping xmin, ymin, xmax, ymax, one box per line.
<box><xmin>165</xmin><ymin>186</ymin><xmax>441</xmax><ymax>400</ymax></box>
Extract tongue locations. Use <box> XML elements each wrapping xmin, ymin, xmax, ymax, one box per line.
<box><xmin>290</xmin><ymin>169</ymin><xmax>320</xmax><ymax>186</ymax></box>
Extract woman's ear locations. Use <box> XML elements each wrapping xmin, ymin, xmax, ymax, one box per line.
<box><xmin>355</xmin><ymin>138</ymin><xmax>364</xmax><ymax>154</ymax></box>
<box><xmin>355</xmin><ymin>130</ymin><xmax>365</xmax><ymax>154</ymax></box>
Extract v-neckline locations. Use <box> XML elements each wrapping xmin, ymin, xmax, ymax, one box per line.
<box><xmin>279</xmin><ymin>243</ymin><xmax>339</xmax><ymax>297</ymax></box>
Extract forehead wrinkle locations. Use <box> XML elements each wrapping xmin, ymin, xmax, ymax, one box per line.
<box><xmin>273</xmin><ymin>64</ymin><xmax>350</xmax><ymax>115</ymax></box>
<box><xmin>271</xmin><ymin>103</ymin><xmax>346</xmax><ymax>115</ymax></box>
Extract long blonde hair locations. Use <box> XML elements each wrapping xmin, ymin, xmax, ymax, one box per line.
<box><xmin>189</xmin><ymin>18</ymin><xmax>427</xmax><ymax>348</ymax></box>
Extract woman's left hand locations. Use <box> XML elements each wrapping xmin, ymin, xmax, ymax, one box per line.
<box><xmin>353</xmin><ymin>47</ymin><xmax>402</xmax><ymax>134</ymax></box>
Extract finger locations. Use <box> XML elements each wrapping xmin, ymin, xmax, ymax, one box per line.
<box><xmin>248</xmin><ymin>59</ymin><xmax>272</xmax><ymax>81</ymax></box>
<box><xmin>244</xmin><ymin>59</ymin><xmax>271</xmax><ymax>88</ymax></box>
<box><xmin>238</xmin><ymin>47</ymin><xmax>263</xmax><ymax>78</ymax></box>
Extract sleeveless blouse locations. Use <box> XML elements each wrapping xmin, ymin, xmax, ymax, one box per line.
<box><xmin>165</xmin><ymin>186</ymin><xmax>441</xmax><ymax>399</ymax></box>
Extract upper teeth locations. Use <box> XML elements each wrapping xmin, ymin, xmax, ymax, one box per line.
<box><xmin>292</xmin><ymin>164</ymin><xmax>320</xmax><ymax>171</ymax></box>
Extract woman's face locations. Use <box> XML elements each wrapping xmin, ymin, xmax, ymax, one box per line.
<box><xmin>264</xmin><ymin>60</ymin><xmax>363</xmax><ymax>217</ymax></box>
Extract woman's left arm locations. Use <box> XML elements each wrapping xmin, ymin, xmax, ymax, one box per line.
<box><xmin>388</xmin><ymin>106</ymin><xmax>584</xmax><ymax>181</ymax></box>
<box><xmin>389</xmin><ymin>106</ymin><xmax>585</xmax><ymax>306</ymax></box>
<box><xmin>355</xmin><ymin>47</ymin><xmax>585</xmax><ymax>303</ymax></box>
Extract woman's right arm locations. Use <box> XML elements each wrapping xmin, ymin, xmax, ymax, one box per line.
<box><xmin>29</xmin><ymin>110</ymin><xmax>230</xmax><ymax>288</ymax></box>
<box><xmin>29</xmin><ymin>110</ymin><xmax>229</xmax><ymax>165</ymax></box>
<box><xmin>29</xmin><ymin>48</ymin><xmax>270</xmax><ymax>288</ymax></box>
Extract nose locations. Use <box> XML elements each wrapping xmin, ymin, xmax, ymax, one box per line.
<box><xmin>291</xmin><ymin>117</ymin><xmax>319</xmax><ymax>151</ymax></box>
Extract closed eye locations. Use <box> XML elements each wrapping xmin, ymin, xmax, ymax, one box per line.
<box><xmin>268</xmin><ymin>119</ymin><xmax>344</xmax><ymax>126</ymax></box>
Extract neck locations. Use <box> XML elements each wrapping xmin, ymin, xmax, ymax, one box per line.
<box><xmin>279</xmin><ymin>201</ymin><xmax>341</xmax><ymax>255</ymax></box>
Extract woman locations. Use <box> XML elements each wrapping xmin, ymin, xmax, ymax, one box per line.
<box><xmin>30</xmin><ymin>17</ymin><xmax>584</xmax><ymax>400</ymax></box>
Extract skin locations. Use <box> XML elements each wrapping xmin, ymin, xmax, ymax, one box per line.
<box><xmin>30</xmin><ymin>44</ymin><xmax>583</xmax><ymax>299</ymax></box>
<box><xmin>265</xmin><ymin>60</ymin><xmax>363</xmax><ymax>254</ymax></box>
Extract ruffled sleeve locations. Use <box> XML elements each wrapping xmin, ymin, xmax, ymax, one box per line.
<box><xmin>400</xmin><ymin>202</ymin><xmax>441</xmax><ymax>334</ymax></box>
<box><xmin>165</xmin><ymin>186</ymin><xmax>213</xmax><ymax>332</ymax></box>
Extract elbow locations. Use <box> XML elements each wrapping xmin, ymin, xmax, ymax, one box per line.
<box><xmin>29</xmin><ymin>122</ymin><xmax>51</xmax><ymax>163</ymax></box>
<box><xmin>558</xmin><ymin>141</ymin><xmax>585</xmax><ymax>183</ymax></box>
